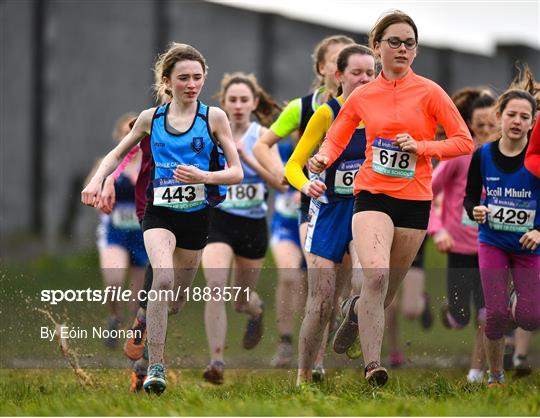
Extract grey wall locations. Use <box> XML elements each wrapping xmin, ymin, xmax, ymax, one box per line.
<box><xmin>1</xmin><ymin>0</ymin><xmax>539</xmax><ymax>255</ymax></box>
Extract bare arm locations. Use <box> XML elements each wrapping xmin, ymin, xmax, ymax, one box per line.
<box><xmin>81</xmin><ymin>108</ymin><xmax>154</xmax><ymax>207</ymax></box>
<box><xmin>253</xmin><ymin>128</ymin><xmax>286</xmax><ymax>183</ymax></box>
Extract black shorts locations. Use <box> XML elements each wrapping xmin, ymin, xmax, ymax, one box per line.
<box><xmin>207</xmin><ymin>208</ymin><xmax>268</xmax><ymax>259</ymax></box>
<box><xmin>142</xmin><ymin>203</ymin><xmax>210</xmax><ymax>250</ymax></box>
<box><xmin>299</xmin><ymin>193</ymin><xmax>310</xmax><ymax>225</ymax></box>
<box><xmin>353</xmin><ymin>191</ymin><xmax>431</xmax><ymax>230</ymax></box>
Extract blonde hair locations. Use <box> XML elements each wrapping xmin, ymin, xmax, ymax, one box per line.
<box><xmin>218</xmin><ymin>72</ymin><xmax>282</xmax><ymax>127</ymax></box>
<box><xmin>311</xmin><ymin>35</ymin><xmax>355</xmax><ymax>90</ymax></box>
<box><xmin>153</xmin><ymin>42</ymin><xmax>207</xmax><ymax>101</ymax></box>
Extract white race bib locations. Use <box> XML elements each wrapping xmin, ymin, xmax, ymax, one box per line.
<box><xmin>461</xmin><ymin>208</ymin><xmax>478</xmax><ymax>228</ymax></box>
<box><xmin>221</xmin><ymin>182</ymin><xmax>265</xmax><ymax>209</ymax></box>
<box><xmin>153</xmin><ymin>178</ymin><xmax>205</xmax><ymax>210</ymax></box>
<box><xmin>111</xmin><ymin>203</ymin><xmax>139</xmax><ymax>230</ymax></box>
<box><xmin>334</xmin><ymin>159</ymin><xmax>363</xmax><ymax>195</ymax></box>
<box><xmin>488</xmin><ymin>197</ymin><xmax>536</xmax><ymax>233</ymax></box>
<box><xmin>372</xmin><ymin>138</ymin><xmax>417</xmax><ymax>179</ymax></box>
<box><xmin>274</xmin><ymin>192</ymin><xmax>298</xmax><ymax>219</ymax></box>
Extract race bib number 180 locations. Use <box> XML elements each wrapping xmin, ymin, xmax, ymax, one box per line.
<box><xmin>488</xmin><ymin>197</ymin><xmax>536</xmax><ymax>233</ymax></box>
<box><xmin>153</xmin><ymin>178</ymin><xmax>205</xmax><ymax>210</ymax></box>
<box><xmin>221</xmin><ymin>183</ymin><xmax>265</xmax><ymax>209</ymax></box>
<box><xmin>372</xmin><ymin>138</ymin><xmax>417</xmax><ymax>179</ymax></box>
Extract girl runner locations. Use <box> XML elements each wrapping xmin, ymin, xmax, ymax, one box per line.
<box><xmin>285</xmin><ymin>44</ymin><xmax>376</xmax><ymax>384</ymax></box>
<box><xmin>201</xmin><ymin>72</ymin><xmax>282</xmax><ymax>384</ymax></box>
<box><xmin>309</xmin><ymin>11</ymin><xmax>474</xmax><ymax>386</ymax></box>
<box><xmin>464</xmin><ymin>87</ymin><xmax>540</xmax><ymax>388</ymax></box>
<box><xmin>82</xmin><ymin>43</ymin><xmax>243</xmax><ymax>394</ymax></box>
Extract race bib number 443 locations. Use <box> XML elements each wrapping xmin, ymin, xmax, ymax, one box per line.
<box><xmin>372</xmin><ymin>138</ymin><xmax>417</xmax><ymax>179</ymax></box>
<box><xmin>153</xmin><ymin>178</ymin><xmax>205</xmax><ymax>210</ymax></box>
<box><xmin>488</xmin><ymin>197</ymin><xmax>536</xmax><ymax>233</ymax></box>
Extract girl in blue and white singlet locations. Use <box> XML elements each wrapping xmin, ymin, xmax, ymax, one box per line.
<box><xmin>464</xmin><ymin>88</ymin><xmax>540</xmax><ymax>387</ymax></box>
<box><xmin>201</xmin><ymin>72</ymin><xmax>283</xmax><ymax>385</ymax></box>
<box><xmin>82</xmin><ymin>43</ymin><xmax>243</xmax><ymax>395</ymax></box>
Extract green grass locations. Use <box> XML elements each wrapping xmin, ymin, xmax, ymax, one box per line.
<box><xmin>1</xmin><ymin>368</ymin><xmax>539</xmax><ymax>416</ymax></box>
<box><xmin>1</xmin><ymin>240</ymin><xmax>539</xmax><ymax>415</ymax></box>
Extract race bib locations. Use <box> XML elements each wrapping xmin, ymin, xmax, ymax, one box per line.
<box><xmin>461</xmin><ymin>208</ymin><xmax>478</xmax><ymax>228</ymax></box>
<box><xmin>153</xmin><ymin>178</ymin><xmax>205</xmax><ymax>210</ymax></box>
<box><xmin>334</xmin><ymin>159</ymin><xmax>363</xmax><ymax>195</ymax></box>
<box><xmin>111</xmin><ymin>203</ymin><xmax>139</xmax><ymax>230</ymax></box>
<box><xmin>487</xmin><ymin>197</ymin><xmax>536</xmax><ymax>233</ymax></box>
<box><xmin>221</xmin><ymin>182</ymin><xmax>265</xmax><ymax>209</ymax></box>
<box><xmin>274</xmin><ymin>192</ymin><xmax>298</xmax><ymax>219</ymax></box>
<box><xmin>372</xmin><ymin>138</ymin><xmax>417</xmax><ymax>179</ymax></box>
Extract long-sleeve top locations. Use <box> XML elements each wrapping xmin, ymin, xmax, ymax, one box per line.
<box><xmin>318</xmin><ymin>70</ymin><xmax>474</xmax><ymax>200</ymax></box>
<box><xmin>525</xmin><ymin>120</ymin><xmax>540</xmax><ymax>177</ymax></box>
<box><xmin>427</xmin><ymin>155</ymin><xmax>478</xmax><ymax>255</ymax></box>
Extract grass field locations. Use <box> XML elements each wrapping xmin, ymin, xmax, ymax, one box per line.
<box><xmin>1</xmin><ymin>240</ymin><xmax>539</xmax><ymax>416</ymax></box>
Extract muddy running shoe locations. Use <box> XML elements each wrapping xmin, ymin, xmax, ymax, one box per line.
<box><xmin>487</xmin><ymin>370</ymin><xmax>505</xmax><ymax>388</ymax></box>
<box><xmin>243</xmin><ymin>303</ymin><xmax>264</xmax><ymax>350</ymax></box>
<box><xmin>124</xmin><ymin>309</ymin><xmax>147</xmax><ymax>360</ymax></box>
<box><xmin>365</xmin><ymin>361</ymin><xmax>388</xmax><ymax>387</ymax></box>
<box><xmin>130</xmin><ymin>358</ymin><xmax>148</xmax><ymax>392</ymax></box>
<box><xmin>105</xmin><ymin>316</ymin><xmax>121</xmax><ymax>348</ymax></box>
<box><xmin>389</xmin><ymin>350</ymin><xmax>404</xmax><ymax>368</ymax></box>
<box><xmin>513</xmin><ymin>355</ymin><xmax>532</xmax><ymax>378</ymax></box>
<box><xmin>332</xmin><ymin>295</ymin><xmax>360</xmax><ymax>354</ymax></box>
<box><xmin>270</xmin><ymin>342</ymin><xmax>293</xmax><ymax>368</ymax></box>
<box><xmin>312</xmin><ymin>365</ymin><xmax>326</xmax><ymax>383</ymax></box>
<box><xmin>420</xmin><ymin>292</ymin><xmax>433</xmax><ymax>330</ymax></box>
<box><xmin>143</xmin><ymin>363</ymin><xmax>166</xmax><ymax>395</ymax></box>
<box><xmin>346</xmin><ymin>336</ymin><xmax>362</xmax><ymax>360</ymax></box>
<box><xmin>203</xmin><ymin>360</ymin><xmax>225</xmax><ymax>385</ymax></box>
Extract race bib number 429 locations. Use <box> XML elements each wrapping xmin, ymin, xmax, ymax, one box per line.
<box><xmin>488</xmin><ymin>197</ymin><xmax>536</xmax><ymax>233</ymax></box>
<box><xmin>372</xmin><ymin>138</ymin><xmax>417</xmax><ymax>179</ymax></box>
<box><xmin>153</xmin><ymin>178</ymin><xmax>205</xmax><ymax>210</ymax></box>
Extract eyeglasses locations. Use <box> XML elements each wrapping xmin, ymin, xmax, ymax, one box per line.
<box><xmin>381</xmin><ymin>37</ymin><xmax>418</xmax><ymax>50</ymax></box>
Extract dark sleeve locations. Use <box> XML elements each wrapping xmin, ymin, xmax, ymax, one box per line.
<box><xmin>463</xmin><ymin>148</ymin><xmax>483</xmax><ymax>220</ymax></box>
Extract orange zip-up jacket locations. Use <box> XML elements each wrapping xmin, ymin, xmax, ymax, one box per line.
<box><xmin>319</xmin><ymin>70</ymin><xmax>474</xmax><ymax>200</ymax></box>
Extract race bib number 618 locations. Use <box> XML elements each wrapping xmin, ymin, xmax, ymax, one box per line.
<box><xmin>372</xmin><ymin>138</ymin><xmax>417</xmax><ymax>179</ymax></box>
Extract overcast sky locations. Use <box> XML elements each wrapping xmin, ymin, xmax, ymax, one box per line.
<box><xmin>208</xmin><ymin>0</ymin><xmax>540</xmax><ymax>55</ymax></box>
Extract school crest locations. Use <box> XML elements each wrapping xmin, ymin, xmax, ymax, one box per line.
<box><xmin>191</xmin><ymin>137</ymin><xmax>205</xmax><ymax>153</ymax></box>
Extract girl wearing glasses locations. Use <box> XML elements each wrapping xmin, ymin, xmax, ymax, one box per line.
<box><xmin>309</xmin><ymin>11</ymin><xmax>474</xmax><ymax>386</ymax></box>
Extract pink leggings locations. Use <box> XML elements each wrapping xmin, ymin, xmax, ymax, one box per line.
<box><xmin>478</xmin><ymin>242</ymin><xmax>540</xmax><ymax>340</ymax></box>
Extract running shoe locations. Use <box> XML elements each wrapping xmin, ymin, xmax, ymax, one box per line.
<box><xmin>487</xmin><ymin>370</ymin><xmax>505</xmax><ymax>388</ymax></box>
<box><xmin>203</xmin><ymin>360</ymin><xmax>225</xmax><ymax>385</ymax></box>
<box><xmin>143</xmin><ymin>363</ymin><xmax>166</xmax><ymax>395</ymax></box>
<box><xmin>104</xmin><ymin>316</ymin><xmax>121</xmax><ymax>348</ymax></box>
<box><xmin>270</xmin><ymin>342</ymin><xmax>293</xmax><ymax>368</ymax></box>
<box><xmin>389</xmin><ymin>350</ymin><xmax>404</xmax><ymax>368</ymax></box>
<box><xmin>124</xmin><ymin>309</ymin><xmax>147</xmax><ymax>360</ymax></box>
<box><xmin>513</xmin><ymin>355</ymin><xmax>532</xmax><ymax>378</ymax></box>
<box><xmin>440</xmin><ymin>302</ymin><xmax>452</xmax><ymax>329</ymax></box>
<box><xmin>332</xmin><ymin>295</ymin><xmax>360</xmax><ymax>354</ymax></box>
<box><xmin>312</xmin><ymin>365</ymin><xmax>326</xmax><ymax>383</ymax></box>
<box><xmin>130</xmin><ymin>358</ymin><xmax>148</xmax><ymax>392</ymax></box>
<box><xmin>243</xmin><ymin>302</ymin><xmax>264</xmax><ymax>350</ymax></box>
<box><xmin>466</xmin><ymin>368</ymin><xmax>484</xmax><ymax>383</ymax></box>
<box><xmin>345</xmin><ymin>336</ymin><xmax>362</xmax><ymax>359</ymax></box>
<box><xmin>420</xmin><ymin>292</ymin><xmax>433</xmax><ymax>330</ymax></box>
<box><xmin>364</xmin><ymin>361</ymin><xmax>388</xmax><ymax>387</ymax></box>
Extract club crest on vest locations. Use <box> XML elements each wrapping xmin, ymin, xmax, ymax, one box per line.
<box><xmin>191</xmin><ymin>137</ymin><xmax>205</xmax><ymax>153</ymax></box>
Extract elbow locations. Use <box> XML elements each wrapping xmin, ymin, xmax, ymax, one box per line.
<box><xmin>234</xmin><ymin>166</ymin><xmax>244</xmax><ymax>184</ymax></box>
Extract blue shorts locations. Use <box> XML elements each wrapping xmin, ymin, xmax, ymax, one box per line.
<box><xmin>97</xmin><ymin>219</ymin><xmax>148</xmax><ymax>267</ymax></box>
<box><xmin>271</xmin><ymin>212</ymin><xmax>301</xmax><ymax>248</ymax></box>
<box><xmin>304</xmin><ymin>198</ymin><xmax>354</xmax><ymax>263</ymax></box>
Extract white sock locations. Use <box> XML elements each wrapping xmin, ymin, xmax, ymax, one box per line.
<box><xmin>467</xmin><ymin>368</ymin><xmax>484</xmax><ymax>383</ymax></box>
